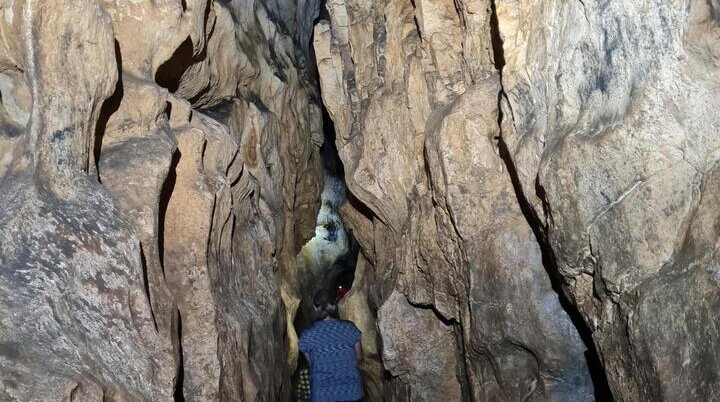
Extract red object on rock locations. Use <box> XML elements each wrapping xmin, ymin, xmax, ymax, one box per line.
<box><xmin>336</xmin><ymin>285</ymin><xmax>348</xmax><ymax>300</ymax></box>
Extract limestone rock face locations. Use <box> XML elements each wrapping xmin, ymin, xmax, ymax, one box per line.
<box><xmin>2</xmin><ymin>0</ymin><xmax>718</xmax><ymax>400</ymax></box>
<box><xmin>0</xmin><ymin>0</ymin><xmax>322</xmax><ymax>400</ymax></box>
<box><xmin>315</xmin><ymin>0</ymin><xmax>720</xmax><ymax>401</ymax></box>
<box><xmin>495</xmin><ymin>1</ymin><xmax>720</xmax><ymax>400</ymax></box>
<box><xmin>314</xmin><ymin>1</ymin><xmax>595</xmax><ymax>400</ymax></box>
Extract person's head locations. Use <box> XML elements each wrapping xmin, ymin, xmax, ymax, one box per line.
<box><xmin>312</xmin><ymin>288</ymin><xmax>338</xmax><ymax>321</ymax></box>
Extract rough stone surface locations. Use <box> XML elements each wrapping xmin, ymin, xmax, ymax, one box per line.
<box><xmin>315</xmin><ymin>0</ymin><xmax>720</xmax><ymax>401</ymax></box>
<box><xmin>0</xmin><ymin>0</ymin><xmax>323</xmax><ymax>400</ymax></box>
<box><xmin>2</xmin><ymin>0</ymin><xmax>719</xmax><ymax>400</ymax></box>
<box><xmin>338</xmin><ymin>254</ymin><xmax>383</xmax><ymax>401</ymax></box>
<box><xmin>314</xmin><ymin>0</ymin><xmax>596</xmax><ymax>400</ymax></box>
<box><xmin>495</xmin><ymin>0</ymin><xmax>720</xmax><ymax>400</ymax></box>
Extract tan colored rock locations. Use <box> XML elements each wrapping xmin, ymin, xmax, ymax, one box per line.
<box><xmin>0</xmin><ymin>0</ymin><xmax>173</xmax><ymax>400</ymax></box>
<box><xmin>1</xmin><ymin>0</ymin><xmax>323</xmax><ymax>400</ymax></box>
<box><xmin>339</xmin><ymin>254</ymin><xmax>383</xmax><ymax>401</ymax></box>
<box><xmin>98</xmin><ymin>0</ymin><xmax>210</xmax><ymax>80</ymax></box>
<box><xmin>317</xmin><ymin>0</ymin><xmax>720</xmax><ymax>400</ymax></box>
<box><xmin>315</xmin><ymin>1</ymin><xmax>596</xmax><ymax>400</ymax></box>
<box><xmin>378</xmin><ymin>290</ymin><xmax>463</xmax><ymax>402</ymax></box>
<box><xmin>495</xmin><ymin>0</ymin><xmax>720</xmax><ymax>399</ymax></box>
<box><xmin>99</xmin><ymin>79</ymin><xmax>180</xmax><ymax>381</ymax></box>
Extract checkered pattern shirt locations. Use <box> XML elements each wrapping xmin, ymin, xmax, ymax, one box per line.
<box><xmin>296</xmin><ymin>367</ymin><xmax>311</xmax><ymax>401</ymax></box>
<box><xmin>299</xmin><ymin>319</ymin><xmax>364</xmax><ymax>402</ymax></box>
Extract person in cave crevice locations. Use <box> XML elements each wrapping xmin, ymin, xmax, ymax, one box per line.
<box><xmin>298</xmin><ymin>289</ymin><xmax>364</xmax><ymax>402</ymax></box>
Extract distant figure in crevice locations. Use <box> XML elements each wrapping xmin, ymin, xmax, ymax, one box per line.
<box><xmin>299</xmin><ymin>289</ymin><xmax>364</xmax><ymax>402</ymax></box>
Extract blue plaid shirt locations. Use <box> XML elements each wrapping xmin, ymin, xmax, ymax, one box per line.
<box><xmin>299</xmin><ymin>319</ymin><xmax>364</xmax><ymax>402</ymax></box>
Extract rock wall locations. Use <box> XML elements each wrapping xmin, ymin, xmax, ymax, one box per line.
<box><xmin>315</xmin><ymin>0</ymin><xmax>719</xmax><ymax>401</ymax></box>
<box><xmin>1</xmin><ymin>0</ymin><xmax>718</xmax><ymax>401</ymax></box>
<box><xmin>497</xmin><ymin>1</ymin><xmax>720</xmax><ymax>400</ymax></box>
<box><xmin>0</xmin><ymin>0</ymin><xmax>323</xmax><ymax>400</ymax></box>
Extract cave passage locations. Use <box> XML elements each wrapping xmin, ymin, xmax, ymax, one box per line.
<box><xmin>291</xmin><ymin>95</ymin><xmax>362</xmax><ymax>399</ymax></box>
<box><xmin>294</xmin><ymin>100</ymin><xmax>359</xmax><ymax>325</ymax></box>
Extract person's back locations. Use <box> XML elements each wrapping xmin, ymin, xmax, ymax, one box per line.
<box><xmin>299</xmin><ymin>290</ymin><xmax>364</xmax><ymax>402</ymax></box>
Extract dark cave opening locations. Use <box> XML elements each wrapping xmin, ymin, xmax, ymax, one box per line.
<box><xmin>294</xmin><ymin>2</ymin><xmax>360</xmax><ymax>333</ymax></box>
<box><xmin>174</xmin><ymin>309</ymin><xmax>185</xmax><ymax>402</ymax></box>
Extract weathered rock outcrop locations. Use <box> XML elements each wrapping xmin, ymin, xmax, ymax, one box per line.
<box><xmin>0</xmin><ymin>0</ymin><xmax>323</xmax><ymax>400</ymax></box>
<box><xmin>315</xmin><ymin>0</ymin><xmax>720</xmax><ymax>401</ymax></box>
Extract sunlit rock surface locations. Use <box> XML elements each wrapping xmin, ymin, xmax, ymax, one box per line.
<box><xmin>0</xmin><ymin>0</ymin><xmax>322</xmax><ymax>400</ymax></box>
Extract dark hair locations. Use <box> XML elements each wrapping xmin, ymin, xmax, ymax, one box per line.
<box><xmin>312</xmin><ymin>288</ymin><xmax>338</xmax><ymax>321</ymax></box>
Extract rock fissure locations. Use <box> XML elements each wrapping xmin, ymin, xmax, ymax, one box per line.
<box><xmin>174</xmin><ymin>309</ymin><xmax>185</xmax><ymax>402</ymax></box>
<box><xmin>489</xmin><ymin>0</ymin><xmax>613</xmax><ymax>397</ymax></box>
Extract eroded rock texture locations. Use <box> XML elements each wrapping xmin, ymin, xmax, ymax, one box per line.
<box><xmin>1</xmin><ymin>0</ymin><xmax>718</xmax><ymax>400</ymax></box>
<box><xmin>315</xmin><ymin>0</ymin><xmax>719</xmax><ymax>401</ymax></box>
<box><xmin>497</xmin><ymin>1</ymin><xmax>720</xmax><ymax>400</ymax></box>
<box><xmin>0</xmin><ymin>0</ymin><xmax>323</xmax><ymax>400</ymax></box>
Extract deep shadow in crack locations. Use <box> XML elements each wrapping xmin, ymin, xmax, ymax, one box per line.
<box><xmin>155</xmin><ymin>1</ymin><xmax>211</xmax><ymax>94</ymax></box>
<box><xmin>497</xmin><ymin>135</ymin><xmax>614</xmax><ymax>401</ymax></box>
<box><xmin>94</xmin><ymin>40</ymin><xmax>124</xmax><ymax>178</ymax></box>
<box><xmin>158</xmin><ymin>150</ymin><xmax>180</xmax><ymax>275</ymax></box>
<box><xmin>174</xmin><ymin>309</ymin><xmax>185</xmax><ymax>402</ymax></box>
<box><xmin>139</xmin><ymin>243</ymin><xmax>158</xmax><ymax>333</ymax></box>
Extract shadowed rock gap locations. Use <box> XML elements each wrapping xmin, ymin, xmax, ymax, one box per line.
<box><xmin>295</xmin><ymin>7</ymin><xmax>359</xmax><ymax>329</ymax></box>
<box><xmin>174</xmin><ymin>309</ymin><xmax>185</xmax><ymax>402</ymax></box>
<box><xmin>155</xmin><ymin>2</ymin><xmax>211</xmax><ymax>93</ymax></box>
<box><xmin>139</xmin><ymin>244</ymin><xmax>159</xmax><ymax>333</ymax></box>
<box><xmin>294</xmin><ymin>98</ymin><xmax>358</xmax><ymax>328</ymax></box>
<box><xmin>93</xmin><ymin>40</ymin><xmax>123</xmax><ymax>179</ymax></box>
<box><xmin>155</xmin><ymin>37</ymin><xmax>195</xmax><ymax>93</ymax></box>
<box><xmin>291</xmin><ymin>51</ymin><xmax>367</xmax><ymax>396</ymax></box>
<box><xmin>489</xmin><ymin>1</ymin><xmax>613</xmax><ymax>398</ymax></box>
<box><xmin>158</xmin><ymin>150</ymin><xmax>180</xmax><ymax>275</ymax></box>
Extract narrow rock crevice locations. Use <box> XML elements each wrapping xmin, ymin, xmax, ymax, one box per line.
<box><xmin>174</xmin><ymin>309</ymin><xmax>185</xmax><ymax>402</ymax></box>
<box><xmin>489</xmin><ymin>1</ymin><xmax>613</xmax><ymax>398</ymax></box>
<box><xmin>93</xmin><ymin>40</ymin><xmax>123</xmax><ymax>179</ymax></box>
<box><xmin>139</xmin><ymin>244</ymin><xmax>158</xmax><ymax>333</ymax></box>
<box><xmin>488</xmin><ymin>0</ymin><xmax>505</xmax><ymax>72</ymax></box>
<box><xmin>158</xmin><ymin>150</ymin><xmax>180</xmax><ymax>276</ymax></box>
<box><xmin>294</xmin><ymin>98</ymin><xmax>356</xmax><ymax>326</ymax></box>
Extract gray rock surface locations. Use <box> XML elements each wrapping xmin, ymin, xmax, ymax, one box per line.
<box><xmin>315</xmin><ymin>0</ymin><xmax>720</xmax><ymax>401</ymax></box>
<box><xmin>496</xmin><ymin>0</ymin><xmax>720</xmax><ymax>399</ymax></box>
<box><xmin>0</xmin><ymin>0</ymin><xmax>323</xmax><ymax>400</ymax></box>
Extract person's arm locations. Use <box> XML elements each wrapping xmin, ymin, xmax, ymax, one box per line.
<box><xmin>354</xmin><ymin>341</ymin><xmax>363</xmax><ymax>362</ymax></box>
